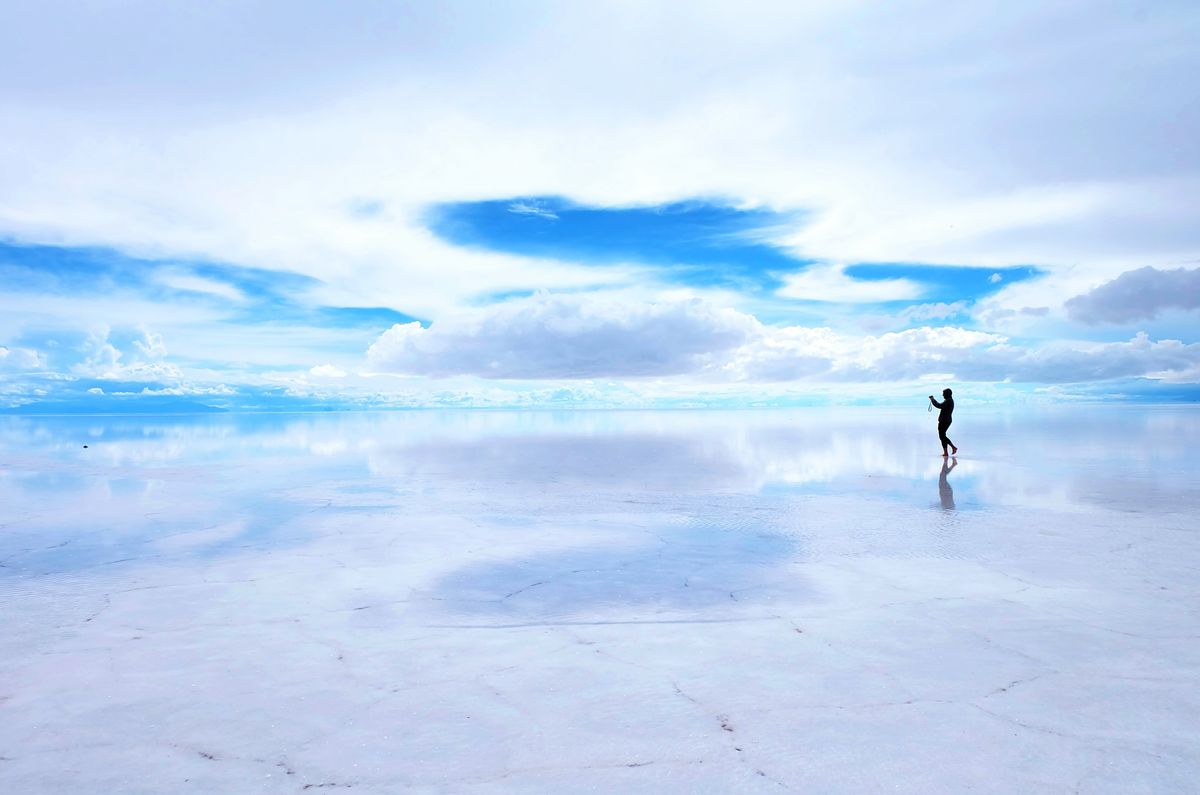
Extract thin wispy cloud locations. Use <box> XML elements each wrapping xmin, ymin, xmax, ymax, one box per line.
<box><xmin>507</xmin><ymin>200</ymin><xmax>559</xmax><ymax>220</ymax></box>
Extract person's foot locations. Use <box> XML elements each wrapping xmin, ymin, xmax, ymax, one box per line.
<box><xmin>950</xmin><ymin>445</ymin><xmax>958</xmax><ymax>454</ymax></box>
<box><xmin>942</xmin><ymin>451</ymin><xmax>949</xmax><ymax>457</ymax></box>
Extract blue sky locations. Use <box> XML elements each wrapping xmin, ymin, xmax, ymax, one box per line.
<box><xmin>428</xmin><ymin>197</ymin><xmax>1041</xmax><ymax>301</ymax></box>
<box><xmin>0</xmin><ymin>2</ymin><xmax>1198</xmax><ymax>410</ymax></box>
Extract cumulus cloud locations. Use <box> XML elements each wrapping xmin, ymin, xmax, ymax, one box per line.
<box><xmin>133</xmin><ymin>329</ymin><xmax>168</xmax><ymax>359</ymax></box>
<box><xmin>71</xmin><ymin>327</ymin><xmax>183</xmax><ymax>381</ymax></box>
<box><xmin>1065</xmin><ymin>266</ymin><xmax>1200</xmax><ymax>324</ymax></box>
<box><xmin>730</xmin><ymin>325</ymin><xmax>1006</xmax><ymax>382</ymax></box>
<box><xmin>739</xmin><ymin>328</ymin><xmax>1200</xmax><ymax>384</ymax></box>
<box><xmin>0</xmin><ymin>345</ymin><xmax>43</xmax><ymax>370</ymax></box>
<box><xmin>958</xmin><ymin>333</ymin><xmax>1200</xmax><ymax>383</ymax></box>
<box><xmin>79</xmin><ymin>329</ymin><xmax>122</xmax><ymax>372</ymax></box>
<box><xmin>2</xmin><ymin>3</ymin><xmax>1198</xmax><ymax>401</ymax></box>
<box><xmin>367</xmin><ymin>294</ymin><xmax>758</xmax><ymax>378</ymax></box>
<box><xmin>367</xmin><ymin>294</ymin><xmax>1200</xmax><ymax>385</ymax></box>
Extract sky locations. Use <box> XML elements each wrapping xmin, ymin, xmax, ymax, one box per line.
<box><xmin>1</xmin><ymin>0</ymin><xmax>1198</xmax><ymax>411</ymax></box>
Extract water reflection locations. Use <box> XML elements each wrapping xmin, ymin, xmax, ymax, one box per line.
<box><xmin>3</xmin><ymin>410</ymin><xmax>1198</xmax><ymax>793</ymax></box>
<box><xmin>938</xmin><ymin>457</ymin><xmax>957</xmax><ymax>511</ymax></box>
<box><xmin>1</xmin><ymin>408</ymin><xmax>1198</xmax><ymax>579</ymax></box>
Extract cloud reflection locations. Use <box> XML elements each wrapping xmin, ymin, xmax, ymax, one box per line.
<box><xmin>1</xmin><ymin>408</ymin><xmax>1197</xmax><ymax>583</ymax></box>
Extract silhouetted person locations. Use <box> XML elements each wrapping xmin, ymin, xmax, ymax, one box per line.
<box><xmin>929</xmin><ymin>388</ymin><xmax>958</xmax><ymax>457</ymax></box>
<box><xmin>939</xmin><ymin>457</ymin><xmax>957</xmax><ymax>510</ymax></box>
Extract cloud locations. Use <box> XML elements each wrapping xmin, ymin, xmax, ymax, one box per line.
<box><xmin>1</xmin><ymin>2</ymin><xmax>1196</xmax><ymax>318</ymax></box>
<box><xmin>78</xmin><ymin>329</ymin><xmax>122</xmax><ymax>372</ymax></box>
<box><xmin>507</xmin><ymin>200</ymin><xmax>559</xmax><ymax>220</ymax></box>
<box><xmin>367</xmin><ymin>293</ymin><xmax>758</xmax><ymax>379</ymax></box>
<box><xmin>309</xmin><ymin>364</ymin><xmax>347</xmax><ymax>378</ymax></box>
<box><xmin>1031</xmin><ymin>338</ymin><xmax>1184</xmax><ymax>383</ymax></box>
<box><xmin>777</xmin><ymin>264</ymin><xmax>925</xmax><ymax>303</ymax></box>
<box><xmin>1</xmin><ymin>3</ymin><xmax>1198</xmax><ymax>402</ymax></box>
<box><xmin>740</xmin><ymin>327</ymin><xmax>1200</xmax><ymax>384</ymax></box>
<box><xmin>157</xmin><ymin>272</ymin><xmax>246</xmax><ymax>302</ymax></box>
<box><xmin>852</xmin><ymin>301</ymin><xmax>971</xmax><ymax>333</ymax></box>
<box><xmin>134</xmin><ymin>384</ymin><xmax>236</xmax><ymax>397</ymax></box>
<box><xmin>0</xmin><ymin>345</ymin><xmax>43</xmax><ymax>370</ymax></box>
<box><xmin>1065</xmin><ymin>266</ymin><xmax>1200</xmax><ymax>324</ymax></box>
<box><xmin>900</xmin><ymin>301</ymin><xmax>969</xmax><ymax>323</ymax></box>
<box><xmin>367</xmin><ymin>294</ymin><xmax>1200</xmax><ymax>385</ymax></box>
<box><xmin>132</xmin><ymin>329</ymin><xmax>168</xmax><ymax>359</ymax></box>
<box><xmin>730</xmin><ymin>325</ymin><xmax>1006</xmax><ymax>382</ymax></box>
<box><xmin>70</xmin><ymin>326</ymin><xmax>183</xmax><ymax>381</ymax></box>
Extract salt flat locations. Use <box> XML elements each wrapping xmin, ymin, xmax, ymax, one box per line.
<box><xmin>1</xmin><ymin>407</ymin><xmax>1197</xmax><ymax>793</ymax></box>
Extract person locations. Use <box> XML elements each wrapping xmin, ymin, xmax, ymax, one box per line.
<box><xmin>929</xmin><ymin>388</ymin><xmax>958</xmax><ymax>457</ymax></box>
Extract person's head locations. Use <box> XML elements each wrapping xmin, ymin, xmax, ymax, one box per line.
<box><xmin>943</xmin><ymin>388</ymin><xmax>953</xmax><ymax>398</ymax></box>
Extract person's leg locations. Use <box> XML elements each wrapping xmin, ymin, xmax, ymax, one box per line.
<box><xmin>938</xmin><ymin>422</ymin><xmax>950</xmax><ymax>456</ymax></box>
<box><xmin>943</xmin><ymin>419</ymin><xmax>957</xmax><ymax>454</ymax></box>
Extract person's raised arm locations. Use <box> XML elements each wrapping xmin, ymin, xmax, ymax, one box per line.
<box><xmin>929</xmin><ymin>395</ymin><xmax>944</xmax><ymax>408</ymax></box>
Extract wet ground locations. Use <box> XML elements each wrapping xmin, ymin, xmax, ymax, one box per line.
<box><xmin>1</xmin><ymin>407</ymin><xmax>1197</xmax><ymax>793</ymax></box>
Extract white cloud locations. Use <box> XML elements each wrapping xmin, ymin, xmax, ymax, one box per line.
<box><xmin>367</xmin><ymin>294</ymin><xmax>1200</xmax><ymax>385</ymax></box>
<box><xmin>507</xmin><ymin>200</ymin><xmax>558</xmax><ymax>220</ymax></box>
<box><xmin>309</xmin><ymin>364</ymin><xmax>347</xmax><ymax>378</ymax></box>
<box><xmin>741</xmin><ymin>327</ymin><xmax>1200</xmax><ymax>384</ymax></box>
<box><xmin>135</xmin><ymin>384</ymin><xmax>236</xmax><ymax>396</ymax></box>
<box><xmin>950</xmin><ymin>334</ymin><xmax>1200</xmax><ymax>384</ymax></box>
<box><xmin>851</xmin><ymin>301</ymin><xmax>970</xmax><ymax>333</ymax></box>
<box><xmin>777</xmin><ymin>264</ymin><xmax>924</xmax><ymax>303</ymax></box>
<box><xmin>901</xmin><ymin>302</ymin><xmax>969</xmax><ymax>323</ymax></box>
<box><xmin>1065</xmin><ymin>266</ymin><xmax>1200</xmax><ymax>324</ymax></box>
<box><xmin>729</xmin><ymin>325</ymin><xmax>1006</xmax><ymax>382</ymax></box>
<box><xmin>71</xmin><ymin>327</ymin><xmax>183</xmax><ymax>381</ymax></box>
<box><xmin>367</xmin><ymin>293</ymin><xmax>758</xmax><ymax>379</ymax></box>
<box><xmin>78</xmin><ymin>329</ymin><xmax>122</xmax><ymax>372</ymax></box>
<box><xmin>0</xmin><ymin>2</ymin><xmax>1195</xmax><ymax>319</ymax></box>
<box><xmin>132</xmin><ymin>329</ymin><xmax>168</xmax><ymax>359</ymax></box>
<box><xmin>779</xmin><ymin>182</ymin><xmax>1147</xmax><ymax>269</ymax></box>
<box><xmin>0</xmin><ymin>345</ymin><xmax>43</xmax><ymax>370</ymax></box>
<box><xmin>118</xmin><ymin>361</ymin><xmax>186</xmax><ymax>381</ymax></box>
<box><xmin>1</xmin><ymin>3</ymin><xmax>1198</xmax><ymax>398</ymax></box>
<box><xmin>157</xmin><ymin>272</ymin><xmax>246</xmax><ymax>302</ymax></box>
<box><xmin>0</xmin><ymin>292</ymin><xmax>226</xmax><ymax>342</ymax></box>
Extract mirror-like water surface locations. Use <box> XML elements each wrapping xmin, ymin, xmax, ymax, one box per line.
<box><xmin>2</xmin><ymin>408</ymin><xmax>1198</xmax><ymax>793</ymax></box>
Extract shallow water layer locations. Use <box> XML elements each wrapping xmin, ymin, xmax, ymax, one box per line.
<box><xmin>1</xmin><ymin>407</ymin><xmax>1198</xmax><ymax>793</ymax></box>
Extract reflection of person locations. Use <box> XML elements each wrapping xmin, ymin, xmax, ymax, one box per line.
<box><xmin>928</xmin><ymin>388</ymin><xmax>958</xmax><ymax>457</ymax></box>
<box><xmin>939</xmin><ymin>457</ymin><xmax>957</xmax><ymax>510</ymax></box>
